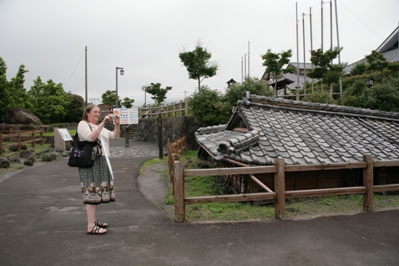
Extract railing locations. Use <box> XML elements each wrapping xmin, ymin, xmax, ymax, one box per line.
<box><xmin>139</xmin><ymin>99</ymin><xmax>190</xmax><ymax>119</ymax></box>
<box><xmin>172</xmin><ymin>154</ymin><xmax>399</xmax><ymax>223</ymax></box>
<box><xmin>167</xmin><ymin>136</ymin><xmax>187</xmax><ymax>185</ymax></box>
<box><xmin>0</xmin><ymin>128</ymin><xmax>45</xmax><ymax>155</ymax></box>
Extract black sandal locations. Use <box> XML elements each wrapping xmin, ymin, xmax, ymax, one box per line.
<box><xmin>87</xmin><ymin>225</ymin><xmax>107</xmax><ymax>235</ymax></box>
<box><xmin>94</xmin><ymin>220</ymin><xmax>108</xmax><ymax>228</ymax></box>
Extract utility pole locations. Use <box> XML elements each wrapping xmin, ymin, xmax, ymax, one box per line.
<box><xmin>302</xmin><ymin>13</ymin><xmax>307</xmax><ymax>95</ymax></box>
<box><xmin>248</xmin><ymin>41</ymin><xmax>250</xmax><ymax>77</ymax></box>
<box><xmin>310</xmin><ymin>7</ymin><xmax>314</xmax><ymax>94</ymax></box>
<box><xmin>296</xmin><ymin>2</ymin><xmax>300</xmax><ymax>100</ymax></box>
<box><xmin>85</xmin><ymin>46</ymin><xmax>88</xmax><ymax>106</ymax></box>
<box><xmin>334</xmin><ymin>0</ymin><xmax>342</xmax><ymax>97</ymax></box>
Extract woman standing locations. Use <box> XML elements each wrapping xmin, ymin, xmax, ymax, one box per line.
<box><xmin>78</xmin><ymin>104</ymin><xmax>120</xmax><ymax>235</ymax></box>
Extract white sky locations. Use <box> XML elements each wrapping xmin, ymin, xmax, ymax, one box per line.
<box><xmin>1</xmin><ymin>0</ymin><xmax>398</xmax><ymax>107</ymax></box>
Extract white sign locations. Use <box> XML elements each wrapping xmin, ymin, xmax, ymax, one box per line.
<box><xmin>113</xmin><ymin>107</ymin><xmax>138</xmax><ymax>125</ymax></box>
<box><xmin>57</xmin><ymin>128</ymin><xmax>73</xmax><ymax>141</ymax></box>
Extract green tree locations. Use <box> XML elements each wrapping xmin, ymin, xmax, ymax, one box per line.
<box><xmin>145</xmin><ymin>83</ymin><xmax>172</xmax><ymax>106</ymax></box>
<box><xmin>121</xmin><ymin>97</ymin><xmax>134</xmax><ymax>108</ymax></box>
<box><xmin>350</xmin><ymin>62</ymin><xmax>367</xmax><ymax>76</ymax></box>
<box><xmin>102</xmin><ymin>90</ymin><xmax>118</xmax><ymax>107</ymax></box>
<box><xmin>301</xmin><ymin>91</ymin><xmax>336</xmax><ymax>104</ymax></box>
<box><xmin>190</xmin><ymin>86</ymin><xmax>230</xmax><ymax>126</ymax></box>
<box><xmin>261</xmin><ymin>49</ymin><xmax>293</xmax><ymax>95</ymax></box>
<box><xmin>0</xmin><ymin>58</ymin><xmax>32</xmax><ymax>122</ymax></box>
<box><xmin>28</xmin><ymin>77</ymin><xmax>71</xmax><ymax>124</ymax></box>
<box><xmin>341</xmin><ymin>77</ymin><xmax>399</xmax><ymax>112</ymax></box>
<box><xmin>0</xmin><ymin>57</ymin><xmax>8</xmax><ymax>122</ymax></box>
<box><xmin>223</xmin><ymin>77</ymin><xmax>273</xmax><ymax>107</ymax></box>
<box><xmin>64</xmin><ymin>93</ymin><xmax>85</xmax><ymax>122</ymax></box>
<box><xmin>365</xmin><ymin>50</ymin><xmax>388</xmax><ymax>73</ymax></box>
<box><xmin>179</xmin><ymin>41</ymin><xmax>218</xmax><ymax>92</ymax></box>
<box><xmin>307</xmin><ymin>47</ymin><xmax>345</xmax><ymax>91</ymax></box>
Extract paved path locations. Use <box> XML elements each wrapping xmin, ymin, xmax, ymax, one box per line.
<box><xmin>0</xmin><ymin>139</ymin><xmax>398</xmax><ymax>265</ymax></box>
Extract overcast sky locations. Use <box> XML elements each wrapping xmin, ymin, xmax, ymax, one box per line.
<box><xmin>1</xmin><ymin>0</ymin><xmax>398</xmax><ymax>107</ymax></box>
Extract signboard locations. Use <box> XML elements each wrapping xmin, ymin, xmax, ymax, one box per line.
<box><xmin>54</xmin><ymin>128</ymin><xmax>73</xmax><ymax>151</ymax></box>
<box><xmin>57</xmin><ymin>128</ymin><xmax>73</xmax><ymax>141</ymax></box>
<box><xmin>113</xmin><ymin>107</ymin><xmax>138</xmax><ymax>125</ymax></box>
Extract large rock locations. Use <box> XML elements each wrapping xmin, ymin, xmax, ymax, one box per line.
<box><xmin>4</xmin><ymin>108</ymin><xmax>42</xmax><ymax>125</ymax></box>
<box><xmin>0</xmin><ymin>158</ymin><xmax>10</xmax><ymax>168</ymax></box>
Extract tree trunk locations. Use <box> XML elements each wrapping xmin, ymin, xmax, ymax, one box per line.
<box><xmin>197</xmin><ymin>79</ymin><xmax>201</xmax><ymax>92</ymax></box>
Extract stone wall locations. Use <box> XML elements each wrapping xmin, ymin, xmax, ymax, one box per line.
<box><xmin>1</xmin><ymin>119</ymin><xmax>204</xmax><ymax>150</ymax></box>
<box><xmin>133</xmin><ymin>117</ymin><xmax>203</xmax><ymax>150</ymax></box>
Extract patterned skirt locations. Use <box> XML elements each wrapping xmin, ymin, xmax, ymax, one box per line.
<box><xmin>79</xmin><ymin>155</ymin><xmax>115</xmax><ymax>204</ymax></box>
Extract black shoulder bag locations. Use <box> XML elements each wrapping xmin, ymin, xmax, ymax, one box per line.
<box><xmin>68</xmin><ymin>123</ymin><xmax>101</xmax><ymax>168</ymax></box>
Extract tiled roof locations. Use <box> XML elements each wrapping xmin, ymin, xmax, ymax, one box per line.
<box><xmin>195</xmin><ymin>94</ymin><xmax>399</xmax><ymax>166</ymax></box>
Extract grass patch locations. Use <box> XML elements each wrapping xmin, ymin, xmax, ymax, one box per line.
<box><xmin>139</xmin><ymin>157</ymin><xmax>166</xmax><ymax>174</ymax></box>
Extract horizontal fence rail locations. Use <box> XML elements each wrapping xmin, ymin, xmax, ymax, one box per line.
<box><xmin>172</xmin><ymin>154</ymin><xmax>399</xmax><ymax>223</ymax></box>
<box><xmin>0</xmin><ymin>128</ymin><xmax>45</xmax><ymax>155</ymax></box>
<box><xmin>139</xmin><ymin>99</ymin><xmax>190</xmax><ymax>119</ymax></box>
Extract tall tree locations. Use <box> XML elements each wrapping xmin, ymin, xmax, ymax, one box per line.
<box><xmin>0</xmin><ymin>59</ymin><xmax>32</xmax><ymax>122</ymax></box>
<box><xmin>121</xmin><ymin>97</ymin><xmax>134</xmax><ymax>108</ymax></box>
<box><xmin>261</xmin><ymin>49</ymin><xmax>293</xmax><ymax>95</ymax></box>
<box><xmin>179</xmin><ymin>41</ymin><xmax>218</xmax><ymax>92</ymax></box>
<box><xmin>145</xmin><ymin>83</ymin><xmax>172</xmax><ymax>106</ymax></box>
<box><xmin>365</xmin><ymin>50</ymin><xmax>388</xmax><ymax>73</ymax></box>
<box><xmin>28</xmin><ymin>77</ymin><xmax>71</xmax><ymax>124</ymax></box>
<box><xmin>223</xmin><ymin>77</ymin><xmax>273</xmax><ymax>107</ymax></box>
<box><xmin>189</xmin><ymin>86</ymin><xmax>229</xmax><ymax>126</ymax></box>
<box><xmin>101</xmin><ymin>90</ymin><xmax>118</xmax><ymax>107</ymax></box>
<box><xmin>64</xmin><ymin>93</ymin><xmax>85</xmax><ymax>122</ymax></box>
<box><xmin>307</xmin><ymin>47</ymin><xmax>345</xmax><ymax>90</ymax></box>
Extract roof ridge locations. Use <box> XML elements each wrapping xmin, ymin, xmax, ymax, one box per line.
<box><xmin>239</xmin><ymin>94</ymin><xmax>399</xmax><ymax>120</ymax></box>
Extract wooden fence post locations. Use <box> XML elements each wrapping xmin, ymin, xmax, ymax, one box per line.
<box><xmin>40</xmin><ymin>128</ymin><xmax>44</xmax><ymax>145</ymax></box>
<box><xmin>174</xmin><ymin>161</ymin><xmax>185</xmax><ymax>223</ymax></box>
<box><xmin>274</xmin><ymin>158</ymin><xmax>285</xmax><ymax>219</ymax></box>
<box><xmin>363</xmin><ymin>154</ymin><xmax>374</xmax><ymax>211</ymax></box>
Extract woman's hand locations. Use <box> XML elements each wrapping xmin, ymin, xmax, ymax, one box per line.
<box><xmin>114</xmin><ymin>114</ymin><xmax>121</xmax><ymax>125</ymax></box>
<box><xmin>103</xmin><ymin>114</ymin><xmax>113</xmax><ymax>124</ymax></box>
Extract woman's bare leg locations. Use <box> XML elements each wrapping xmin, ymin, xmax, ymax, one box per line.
<box><xmin>86</xmin><ymin>204</ymin><xmax>106</xmax><ymax>233</ymax></box>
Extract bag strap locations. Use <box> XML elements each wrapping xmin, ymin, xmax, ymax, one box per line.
<box><xmin>86</xmin><ymin>122</ymin><xmax>102</xmax><ymax>156</ymax></box>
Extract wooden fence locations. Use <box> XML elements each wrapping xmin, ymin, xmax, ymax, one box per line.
<box><xmin>0</xmin><ymin>128</ymin><xmax>45</xmax><ymax>155</ymax></box>
<box><xmin>167</xmin><ymin>136</ymin><xmax>187</xmax><ymax>184</ymax></box>
<box><xmin>140</xmin><ymin>99</ymin><xmax>190</xmax><ymax>119</ymax></box>
<box><xmin>171</xmin><ymin>154</ymin><xmax>399</xmax><ymax>223</ymax></box>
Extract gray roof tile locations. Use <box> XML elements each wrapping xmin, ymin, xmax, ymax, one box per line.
<box><xmin>195</xmin><ymin>94</ymin><xmax>399</xmax><ymax>165</ymax></box>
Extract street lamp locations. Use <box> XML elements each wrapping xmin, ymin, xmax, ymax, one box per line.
<box><xmin>115</xmin><ymin>67</ymin><xmax>124</xmax><ymax>108</ymax></box>
<box><xmin>142</xmin><ymin>85</ymin><xmax>147</xmax><ymax>107</ymax></box>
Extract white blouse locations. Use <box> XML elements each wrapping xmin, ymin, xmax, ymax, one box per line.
<box><xmin>77</xmin><ymin>121</ymin><xmax>118</xmax><ymax>156</ymax></box>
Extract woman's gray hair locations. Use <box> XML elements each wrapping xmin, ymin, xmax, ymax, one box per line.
<box><xmin>82</xmin><ymin>104</ymin><xmax>98</xmax><ymax>121</ymax></box>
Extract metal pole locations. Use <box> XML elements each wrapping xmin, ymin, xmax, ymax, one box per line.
<box><xmin>142</xmin><ymin>86</ymin><xmax>147</xmax><ymax>107</ymax></box>
<box><xmin>296</xmin><ymin>2</ymin><xmax>299</xmax><ymax>100</ymax></box>
<box><xmin>334</xmin><ymin>0</ymin><xmax>342</xmax><ymax>97</ymax></box>
<box><xmin>115</xmin><ymin>67</ymin><xmax>118</xmax><ymax>108</ymax></box>
<box><xmin>310</xmin><ymin>7</ymin><xmax>314</xmax><ymax>94</ymax></box>
<box><xmin>115</xmin><ymin>67</ymin><xmax>124</xmax><ymax>108</ymax></box>
<box><xmin>248</xmin><ymin>41</ymin><xmax>250</xmax><ymax>77</ymax></box>
<box><xmin>244</xmin><ymin>54</ymin><xmax>247</xmax><ymax>79</ymax></box>
<box><xmin>302</xmin><ymin>13</ymin><xmax>306</xmax><ymax>95</ymax></box>
<box><xmin>330</xmin><ymin>1</ymin><xmax>333</xmax><ymax>50</ymax></box>
<box><xmin>321</xmin><ymin>0</ymin><xmax>324</xmax><ymax>92</ymax></box>
<box><xmin>241</xmin><ymin>57</ymin><xmax>243</xmax><ymax>82</ymax></box>
<box><xmin>157</xmin><ymin>113</ymin><xmax>163</xmax><ymax>159</ymax></box>
<box><xmin>85</xmin><ymin>46</ymin><xmax>88</xmax><ymax>106</ymax></box>
<box><xmin>330</xmin><ymin>0</ymin><xmax>333</xmax><ymax>95</ymax></box>
<box><xmin>321</xmin><ymin>0</ymin><xmax>324</xmax><ymax>52</ymax></box>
